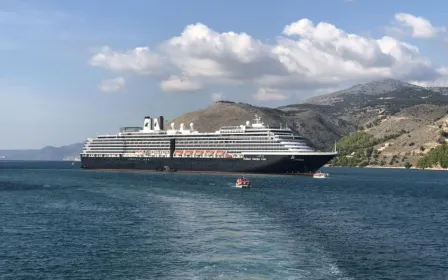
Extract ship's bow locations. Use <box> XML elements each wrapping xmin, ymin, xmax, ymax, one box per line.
<box><xmin>280</xmin><ymin>152</ymin><xmax>338</xmax><ymax>174</ymax></box>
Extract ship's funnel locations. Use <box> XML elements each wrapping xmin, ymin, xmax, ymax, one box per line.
<box><xmin>143</xmin><ymin>116</ymin><xmax>151</xmax><ymax>130</ymax></box>
<box><xmin>159</xmin><ymin>116</ymin><xmax>164</xmax><ymax>130</ymax></box>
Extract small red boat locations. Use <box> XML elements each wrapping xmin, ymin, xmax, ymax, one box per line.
<box><xmin>236</xmin><ymin>176</ymin><xmax>251</xmax><ymax>188</ymax></box>
<box><xmin>313</xmin><ymin>171</ymin><xmax>329</xmax><ymax>179</ymax></box>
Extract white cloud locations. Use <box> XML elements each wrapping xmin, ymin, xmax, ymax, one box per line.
<box><xmin>89</xmin><ymin>46</ymin><xmax>169</xmax><ymax>77</ymax></box>
<box><xmin>410</xmin><ymin>67</ymin><xmax>448</xmax><ymax>87</ymax></box>
<box><xmin>211</xmin><ymin>92</ymin><xmax>225</xmax><ymax>102</ymax></box>
<box><xmin>439</xmin><ymin>67</ymin><xmax>448</xmax><ymax>76</ymax></box>
<box><xmin>160</xmin><ymin>75</ymin><xmax>202</xmax><ymax>92</ymax></box>
<box><xmin>394</xmin><ymin>13</ymin><xmax>446</xmax><ymax>39</ymax></box>
<box><xmin>89</xmin><ymin>16</ymin><xmax>447</xmax><ymax>101</ymax></box>
<box><xmin>98</xmin><ymin>77</ymin><xmax>125</xmax><ymax>93</ymax></box>
<box><xmin>277</xmin><ymin>19</ymin><xmax>437</xmax><ymax>82</ymax></box>
<box><xmin>254</xmin><ymin>88</ymin><xmax>288</xmax><ymax>101</ymax></box>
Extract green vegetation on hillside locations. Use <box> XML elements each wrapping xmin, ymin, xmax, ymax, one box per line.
<box><xmin>330</xmin><ymin>131</ymin><xmax>379</xmax><ymax>167</ymax></box>
<box><xmin>417</xmin><ymin>144</ymin><xmax>448</xmax><ymax>169</ymax></box>
<box><xmin>330</xmin><ymin>130</ymin><xmax>407</xmax><ymax>167</ymax></box>
<box><xmin>365</xmin><ymin>116</ymin><xmax>387</xmax><ymax>128</ymax></box>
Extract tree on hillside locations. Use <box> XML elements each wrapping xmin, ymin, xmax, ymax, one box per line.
<box><xmin>417</xmin><ymin>144</ymin><xmax>448</xmax><ymax>168</ymax></box>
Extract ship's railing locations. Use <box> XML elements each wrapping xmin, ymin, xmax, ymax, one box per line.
<box><xmin>220</xmin><ymin>126</ymin><xmax>242</xmax><ymax>130</ymax></box>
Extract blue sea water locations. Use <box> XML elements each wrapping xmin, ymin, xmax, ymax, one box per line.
<box><xmin>0</xmin><ymin>161</ymin><xmax>447</xmax><ymax>279</ymax></box>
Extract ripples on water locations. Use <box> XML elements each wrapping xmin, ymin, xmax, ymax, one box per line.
<box><xmin>0</xmin><ymin>162</ymin><xmax>447</xmax><ymax>279</ymax></box>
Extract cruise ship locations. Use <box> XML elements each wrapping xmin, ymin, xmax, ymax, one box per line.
<box><xmin>80</xmin><ymin>115</ymin><xmax>338</xmax><ymax>174</ymax></box>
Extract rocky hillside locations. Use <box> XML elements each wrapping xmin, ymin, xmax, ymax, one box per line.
<box><xmin>173</xmin><ymin>79</ymin><xmax>448</xmax><ymax>169</ymax></box>
<box><xmin>171</xmin><ymin>101</ymin><xmax>353</xmax><ymax>151</ymax></box>
<box><xmin>304</xmin><ymin>79</ymin><xmax>428</xmax><ymax>106</ymax></box>
<box><xmin>330</xmin><ymin>105</ymin><xmax>448</xmax><ymax>168</ymax></box>
<box><xmin>298</xmin><ymin>79</ymin><xmax>448</xmax><ymax>169</ymax></box>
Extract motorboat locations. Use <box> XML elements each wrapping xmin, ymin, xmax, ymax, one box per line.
<box><xmin>236</xmin><ymin>176</ymin><xmax>251</xmax><ymax>188</ymax></box>
<box><xmin>313</xmin><ymin>171</ymin><xmax>329</xmax><ymax>179</ymax></box>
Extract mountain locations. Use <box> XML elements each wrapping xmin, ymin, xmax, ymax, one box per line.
<box><xmin>304</xmin><ymin>79</ymin><xmax>426</xmax><ymax>106</ymax></box>
<box><xmin>0</xmin><ymin>143</ymin><xmax>83</xmax><ymax>161</ymax></box>
<box><xmin>293</xmin><ymin>79</ymin><xmax>448</xmax><ymax>128</ymax></box>
<box><xmin>172</xmin><ymin>78</ymin><xmax>448</xmax><ymax>169</ymax></box>
<box><xmin>298</xmin><ymin>78</ymin><xmax>448</xmax><ymax>168</ymax></box>
<box><xmin>427</xmin><ymin>86</ymin><xmax>448</xmax><ymax>95</ymax></box>
<box><xmin>3</xmin><ymin>78</ymin><xmax>448</xmax><ymax>167</ymax></box>
<box><xmin>171</xmin><ymin>101</ymin><xmax>353</xmax><ymax>151</ymax></box>
<box><xmin>329</xmin><ymin>104</ymin><xmax>448</xmax><ymax>168</ymax></box>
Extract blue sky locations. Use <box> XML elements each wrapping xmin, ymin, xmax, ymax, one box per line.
<box><xmin>1</xmin><ymin>0</ymin><xmax>448</xmax><ymax>149</ymax></box>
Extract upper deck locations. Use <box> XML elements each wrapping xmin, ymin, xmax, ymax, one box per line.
<box><xmin>95</xmin><ymin>114</ymin><xmax>298</xmax><ymax>139</ymax></box>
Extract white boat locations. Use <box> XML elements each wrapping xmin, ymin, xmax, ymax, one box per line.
<box><xmin>313</xmin><ymin>171</ymin><xmax>329</xmax><ymax>179</ymax></box>
<box><xmin>235</xmin><ymin>176</ymin><xmax>251</xmax><ymax>188</ymax></box>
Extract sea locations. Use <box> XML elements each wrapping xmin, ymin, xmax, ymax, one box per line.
<box><xmin>0</xmin><ymin>161</ymin><xmax>447</xmax><ymax>280</ymax></box>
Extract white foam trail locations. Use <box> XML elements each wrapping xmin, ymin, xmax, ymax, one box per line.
<box><xmin>154</xmin><ymin>190</ymin><xmax>354</xmax><ymax>280</ymax></box>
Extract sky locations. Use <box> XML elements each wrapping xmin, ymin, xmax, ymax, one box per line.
<box><xmin>1</xmin><ymin>0</ymin><xmax>448</xmax><ymax>149</ymax></box>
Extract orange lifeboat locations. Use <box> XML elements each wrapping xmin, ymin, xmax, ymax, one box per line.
<box><xmin>313</xmin><ymin>171</ymin><xmax>329</xmax><ymax>179</ymax></box>
<box><xmin>235</xmin><ymin>176</ymin><xmax>251</xmax><ymax>188</ymax></box>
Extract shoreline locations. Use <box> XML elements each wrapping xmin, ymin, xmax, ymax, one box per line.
<box><xmin>328</xmin><ymin>165</ymin><xmax>448</xmax><ymax>171</ymax></box>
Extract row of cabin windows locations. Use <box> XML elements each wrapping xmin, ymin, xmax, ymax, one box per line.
<box><xmin>89</xmin><ymin>140</ymin><xmax>307</xmax><ymax>146</ymax></box>
<box><xmin>95</xmin><ymin>134</ymin><xmax>297</xmax><ymax>141</ymax></box>
<box><xmin>95</xmin><ymin>158</ymin><xmax>224</xmax><ymax>165</ymax></box>
<box><xmin>91</xmin><ymin>138</ymin><xmax>298</xmax><ymax>144</ymax></box>
<box><xmin>88</xmin><ymin>142</ymin><xmax>310</xmax><ymax>147</ymax></box>
<box><xmin>85</xmin><ymin>148</ymin><xmax>300</xmax><ymax>154</ymax></box>
<box><xmin>87</xmin><ymin>144</ymin><xmax>293</xmax><ymax>150</ymax></box>
<box><xmin>97</xmin><ymin>131</ymin><xmax>291</xmax><ymax>138</ymax></box>
<box><xmin>86</xmin><ymin>148</ymin><xmax>307</xmax><ymax>153</ymax></box>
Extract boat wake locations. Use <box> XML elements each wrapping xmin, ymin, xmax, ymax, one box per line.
<box><xmin>154</xmin><ymin>190</ymin><xmax>353</xmax><ymax>280</ymax></box>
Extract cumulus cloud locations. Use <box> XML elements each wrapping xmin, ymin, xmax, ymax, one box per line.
<box><xmin>410</xmin><ymin>67</ymin><xmax>448</xmax><ymax>87</ymax></box>
<box><xmin>394</xmin><ymin>13</ymin><xmax>446</xmax><ymax>39</ymax></box>
<box><xmin>89</xmin><ymin>16</ymin><xmax>447</xmax><ymax>101</ymax></box>
<box><xmin>98</xmin><ymin>77</ymin><xmax>125</xmax><ymax>93</ymax></box>
<box><xmin>89</xmin><ymin>46</ymin><xmax>169</xmax><ymax>77</ymax></box>
<box><xmin>163</xmin><ymin>23</ymin><xmax>287</xmax><ymax>79</ymax></box>
<box><xmin>278</xmin><ymin>19</ymin><xmax>437</xmax><ymax>82</ymax></box>
<box><xmin>160</xmin><ymin>75</ymin><xmax>202</xmax><ymax>92</ymax></box>
<box><xmin>254</xmin><ymin>88</ymin><xmax>289</xmax><ymax>101</ymax></box>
